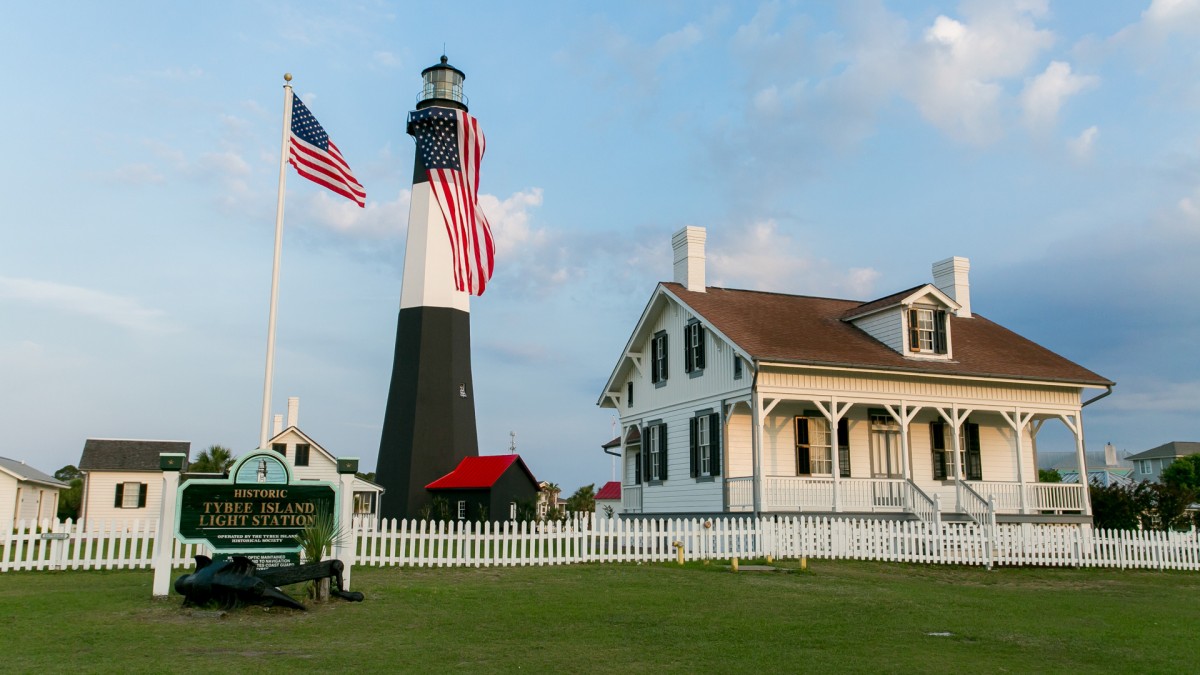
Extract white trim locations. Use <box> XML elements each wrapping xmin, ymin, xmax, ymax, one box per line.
<box><xmin>758</xmin><ymin>361</ymin><xmax>1108</xmax><ymax>391</ymax></box>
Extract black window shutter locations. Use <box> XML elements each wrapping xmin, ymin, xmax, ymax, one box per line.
<box><xmin>114</xmin><ymin>483</ymin><xmax>124</xmax><ymax>508</ymax></box>
<box><xmin>137</xmin><ymin>484</ymin><xmax>147</xmax><ymax>508</ymax></box>
<box><xmin>796</xmin><ymin>418</ymin><xmax>810</xmax><ymax>475</ymax></box>
<box><xmin>709</xmin><ymin>413</ymin><xmax>721</xmax><ymax>476</ymax></box>
<box><xmin>837</xmin><ymin>419</ymin><xmax>850</xmax><ymax>478</ymax></box>
<box><xmin>696</xmin><ymin>325</ymin><xmax>706</xmax><ymax>370</ymax></box>
<box><xmin>661</xmin><ymin>334</ymin><xmax>668</xmax><ymax>380</ymax></box>
<box><xmin>658</xmin><ymin>423</ymin><xmax>668</xmax><ymax>480</ymax></box>
<box><xmin>642</xmin><ymin>427</ymin><xmax>651</xmax><ymax>483</ymax></box>
<box><xmin>934</xmin><ymin>310</ymin><xmax>948</xmax><ymax>353</ymax></box>
<box><xmin>966</xmin><ymin>423</ymin><xmax>982</xmax><ymax>481</ymax></box>
<box><xmin>931</xmin><ymin>422</ymin><xmax>946</xmax><ymax>480</ymax></box>
<box><xmin>908</xmin><ymin>309</ymin><xmax>920</xmax><ymax>351</ymax></box>
<box><xmin>689</xmin><ymin>417</ymin><xmax>698</xmax><ymax>478</ymax></box>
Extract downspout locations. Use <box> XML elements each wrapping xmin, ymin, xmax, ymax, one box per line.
<box><xmin>1082</xmin><ymin>385</ymin><xmax>1114</xmax><ymax>408</ymax></box>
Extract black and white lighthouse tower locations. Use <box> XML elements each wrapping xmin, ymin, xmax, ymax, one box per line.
<box><xmin>376</xmin><ymin>57</ymin><xmax>494</xmax><ymax>520</ymax></box>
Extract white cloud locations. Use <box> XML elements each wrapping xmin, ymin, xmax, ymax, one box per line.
<box><xmin>0</xmin><ymin>277</ymin><xmax>179</xmax><ymax>334</ymax></box>
<box><xmin>303</xmin><ymin>188</ymin><xmax>411</xmax><ymax>238</ymax></box>
<box><xmin>478</xmin><ymin>189</ymin><xmax>581</xmax><ymax>294</ymax></box>
<box><xmin>706</xmin><ymin>220</ymin><xmax>880</xmax><ymax>298</ymax></box>
<box><xmin>1020</xmin><ymin>61</ymin><xmax>1098</xmax><ymax>131</ymax></box>
<box><xmin>906</xmin><ymin>2</ymin><xmax>1055</xmax><ymax>143</ymax></box>
<box><xmin>1068</xmin><ymin>125</ymin><xmax>1099</xmax><ymax>160</ymax></box>
<box><xmin>373</xmin><ymin>51</ymin><xmax>402</xmax><ymax>68</ymax></box>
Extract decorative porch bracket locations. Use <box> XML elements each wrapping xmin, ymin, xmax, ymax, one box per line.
<box><xmin>626</xmin><ymin>352</ymin><xmax>644</xmax><ymax>377</ymax></box>
<box><xmin>814</xmin><ymin>398</ymin><xmax>852</xmax><ymax>512</ymax></box>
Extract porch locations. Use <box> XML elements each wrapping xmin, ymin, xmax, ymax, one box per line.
<box><xmin>724</xmin><ymin>476</ymin><xmax>1087</xmax><ymax>519</ymax></box>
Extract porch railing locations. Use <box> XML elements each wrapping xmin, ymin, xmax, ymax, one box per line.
<box><xmin>907</xmin><ymin>481</ymin><xmax>939</xmax><ymax>524</ymax></box>
<box><xmin>1027</xmin><ymin>483</ymin><xmax>1086</xmax><ymax>512</ymax></box>
<box><xmin>965</xmin><ymin>482</ymin><xmax>1086</xmax><ymax>514</ymax></box>
<box><xmin>957</xmin><ymin>480</ymin><xmax>994</xmax><ymax>527</ymax></box>
<box><xmin>725</xmin><ymin>476</ymin><xmax>754</xmax><ymax>512</ymax></box>
<box><xmin>622</xmin><ymin>484</ymin><xmax>643</xmax><ymax>513</ymax></box>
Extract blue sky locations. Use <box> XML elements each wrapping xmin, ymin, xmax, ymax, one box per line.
<box><xmin>2</xmin><ymin>1</ymin><xmax>1198</xmax><ymax>492</ymax></box>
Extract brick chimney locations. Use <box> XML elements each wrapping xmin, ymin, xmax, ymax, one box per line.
<box><xmin>672</xmin><ymin>226</ymin><xmax>706</xmax><ymax>292</ymax></box>
<box><xmin>932</xmin><ymin>256</ymin><xmax>971</xmax><ymax>318</ymax></box>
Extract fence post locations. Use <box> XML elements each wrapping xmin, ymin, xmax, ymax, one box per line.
<box><xmin>151</xmin><ymin>453</ymin><xmax>185</xmax><ymax>597</ymax></box>
<box><xmin>335</xmin><ymin>458</ymin><xmax>359</xmax><ymax>587</ymax></box>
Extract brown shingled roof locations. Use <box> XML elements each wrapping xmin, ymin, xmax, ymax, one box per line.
<box><xmin>79</xmin><ymin>439</ymin><xmax>191</xmax><ymax>472</ymax></box>
<box><xmin>661</xmin><ymin>282</ymin><xmax>1112</xmax><ymax>386</ymax></box>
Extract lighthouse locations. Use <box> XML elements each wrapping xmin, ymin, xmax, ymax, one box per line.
<box><xmin>375</xmin><ymin>56</ymin><xmax>494</xmax><ymax>520</ymax></box>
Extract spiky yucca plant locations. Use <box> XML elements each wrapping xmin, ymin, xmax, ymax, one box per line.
<box><xmin>293</xmin><ymin>508</ymin><xmax>343</xmax><ymax>602</ymax></box>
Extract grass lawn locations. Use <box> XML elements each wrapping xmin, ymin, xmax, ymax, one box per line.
<box><xmin>0</xmin><ymin>560</ymin><xmax>1196</xmax><ymax>673</ymax></box>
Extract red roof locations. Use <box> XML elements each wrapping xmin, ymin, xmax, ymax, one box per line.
<box><xmin>425</xmin><ymin>455</ymin><xmax>537</xmax><ymax>490</ymax></box>
<box><xmin>595</xmin><ymin>481</ymin><xmax>622</xmax><ymax>501</ymax></box>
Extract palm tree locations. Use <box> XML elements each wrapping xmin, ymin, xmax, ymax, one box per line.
<box><xmin>566</xmin><ymin>483</ymin><xmax>596</xmax><ymax>515</ymax></box>
<box><xmin>190</xmin><ymin>445</ymin><xmax>236</xmax><ymax>474</ymax></box>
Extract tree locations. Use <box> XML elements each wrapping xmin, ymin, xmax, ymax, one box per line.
<box><xmin>1038</xmin><ymin>468</ymin><xmax>1062</xmax><ymax>483</ymax></box>
<box><xmin>190</xmin><ymin>445</ymin><xmax>236</xmax><ymax>473</ymax></box>
<box><xmin>56</xmin><ymin>465</ymin><xmax>83</xmax><ymax>520</ymax></box>
<box><xmin>566</xmin><ymin>483</ymin><xmax>596</xmax><ymax>515</ymax></box>
<box><xmin>1161</xmin><ymin>455</ymin><xmax>1200</xmax><ymax>492</ymax></box>
<box><xmin>1089</xmin><ymin>482</ymin><xmax>1153</xmax><ymax>531</ymax></box>
<box><xmin>1146</xmin><ymin>482</ymin><xmax>1196</xmax><ymax>531</ymax></box>
<box><xmin>55</xmin><ymin>465</ymin><xmax>82</xmax><ymax>482</ymax></box>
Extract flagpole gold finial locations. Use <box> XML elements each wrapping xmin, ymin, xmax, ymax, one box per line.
<box><xmin>284</xmin><ymin>73</ymin><xmax>293</xmax><ymax>83</ymax></box>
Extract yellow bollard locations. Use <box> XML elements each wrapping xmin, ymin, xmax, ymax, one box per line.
<box><xmin>800</xmin><ymin>556</ymin><xmax>807</xmax><ymax>571</ymax></box>
<box><xmin>766</xmin><ymin>554</ymin><xmax>774</xmax><ymax>564</ymax></box>
<box><xmin>673</xmin><ymin>541</ymin><xmax>684</xmax><ymax>566</ymax></box>
<box><xmin>731</xmin><ymin>557</ymin><xmax>739</xmax><ymax>572</ymax></box>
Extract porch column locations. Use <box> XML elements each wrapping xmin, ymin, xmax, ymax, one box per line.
<box><xmin>937</xmin><ymin>405</ymin><xmax>972</xmax><ymax>512</ymax></box>
<box><xmin>816</xmin><ymin>398</ymin><xmax>852</xmax><ymax>513</ymax></box>
<box><xmin>1000</xmin><ymin>409</ymin><xmax>1031</xmax><ymax>514</ymax></box>
<box><xmin>751</xmin><ymin>392</ymin><xmax>763</xmax><ymax>513</ymax></box>
<box><xmin>884</xmin><ymin>402</ymin><xmax>920</xmax><ymax>481</ymax></box>
<box><xmin>1062</xmin><ymin>411</ymin><xmax>1094</xmax><ymax>517</ymax></box>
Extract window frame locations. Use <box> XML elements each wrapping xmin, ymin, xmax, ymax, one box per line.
<box><xmin>689</xmin><ymin>411</ymin><xmax>721</xmax><ymax>479</ymax></box>
<box><xmin>651</xmin><ymin>331</ymin><xmax>669</xmax><ymax>386</ymax></box>
<box><xmin>683</xmin><ymin>320</ymin><xmax>706</xmax><ymax>376</ymax></box>
<box><xmin>295</xmin><ymin>443</ymin><xmax>310</xmax><ymax>467</ymax></box>
<box><xmin>907</xmin><ymin>306</ymin><xmax>948</xmax><ymax>355</ymax></box>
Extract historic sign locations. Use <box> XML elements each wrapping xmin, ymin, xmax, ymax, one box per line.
<box><xmin>175</xmin><ymin>450</ymin><xmax>337</xmax><ymax>560</ymax></box>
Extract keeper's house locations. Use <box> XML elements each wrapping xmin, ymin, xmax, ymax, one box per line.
<box><xmin>598</xmin><ymin>227</ymin><xmax>1113</xmax><ymax>525</ymax></box>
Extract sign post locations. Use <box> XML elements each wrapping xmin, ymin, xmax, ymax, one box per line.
<box><xmin>152</xmin><ymin>452</ymin><xmax>186</xmax><ymax>597</ymax></box>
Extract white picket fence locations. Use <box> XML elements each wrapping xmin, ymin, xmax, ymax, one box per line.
<box><xmin>3</xmin><ymin>516</ymin><xmax>1198</xmax><ymax>573</ymax></box>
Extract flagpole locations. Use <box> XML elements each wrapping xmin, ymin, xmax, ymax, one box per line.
<box><xmin>259</xmin><ymin>73</ymin><xmax>294</xmax><ymax>449</ymax></box>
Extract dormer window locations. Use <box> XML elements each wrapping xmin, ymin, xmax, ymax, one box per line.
<box><xmin>908</xmin><ymin>307</ymin><xmax>947</xmax><ymax>355</ymax></box>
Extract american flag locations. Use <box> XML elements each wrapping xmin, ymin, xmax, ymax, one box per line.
<box><xmin>288</xmin><ymin>95</ymin><xmax>366</xmax><ymax>207</ymax></box>
<box><xmin>409</xmin><ymin>107</ymin><xmax>495</xmax><ymax>296</ymax></box>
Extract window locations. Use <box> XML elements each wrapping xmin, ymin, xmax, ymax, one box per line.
<box><xmin>457</xmin><ymin>500</ymin><xmax>467</xmax><ymax>520</ymax></box>
<box><xmin>1140</xmin><ymin>460</ymin><xmax>1150</xmax><ymax>475</ymax></box>
<box><xmin>690</xmin><ymin>412</ymin><xmax>721</xmax><ymax>478</ymax></box>
<box><xmin>930</xmin><ymin>420</ymin><xmax>982</xmax><ymax>481</ymax></box>
<box><xmin>651</xmin><ymin>331</ymin><xmax>669</xmax><ymax>384</ymax></box>
<box><xmin>908</xmin><ymin>307</ymin><xmax>948</xmax><ymax>354</ymax></box>
<box><xmin>733</xmin><ymin>355</ymin><xmax>743</xmax><ymax>380</ymax></box>
<box><xmin>115</xmin><ymin>482</ymin><xmax>146</xmax><ymax>509</ymax></box>
<box><xmin>295</xmin><ymin>443</ymin><xmax>310</xmax><ymax>467</ymax></box>
<box><xmin>684</xmin><ymin>321</ymin><xmax>706</xmax><ymax>374</ymax></box>
<box><xmin>795</xmin><ymin>415</ymin><xmax>829</xmax><ymax>475</ymax></box>
<box><xmin>271</xmin><ymin>443</ymin><xmax>287</xmax><ymax>457</ymax></box>
<box><xmin>627</xmin><ymin>381</ymin><xmax>633</xmax><ymax>408</ymax></box>
<box><xmin>796</xmin><ymin>415</ymin><xmax>850</xmax><ymax>477</ymax></box>
<box><xmin>643</xmin><ymin>422</ymin><xmax>668</xmax><ymax>482</ymax></box>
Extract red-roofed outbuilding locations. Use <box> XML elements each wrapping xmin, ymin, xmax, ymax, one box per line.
<box><xmin>426</xmin><ymin>455</ymin><xmax>539</xmax><ymax>522</ymax></box>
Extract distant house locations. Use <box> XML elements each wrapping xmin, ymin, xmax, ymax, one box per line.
<box><xmin>426</xmin><ymin>455</ymin><xmax>539</xmax><ymax>522</ymax></box>
<box><xmin>78</xmin><ymin>439</ymin><xmax>191</xmax><ymax>527</ymax></box>
<box><xmin>1126</xmin><ymin>442</ymin><xmax>1200</xmax><ymax>483</ymax></box>
<box><xmin>265</xmin><ymin>398</ymin><xmax>384</xmax><ymax>520</ymax></box>
<box><xmin>0</xmin><ymin>457</ymin><xmax>67</xmax><ymax>528</ymax></box>
<box><xmin>595</xmin><ymin>481</ymin><xmax>622</xmax><ymax>518</ymax></box>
